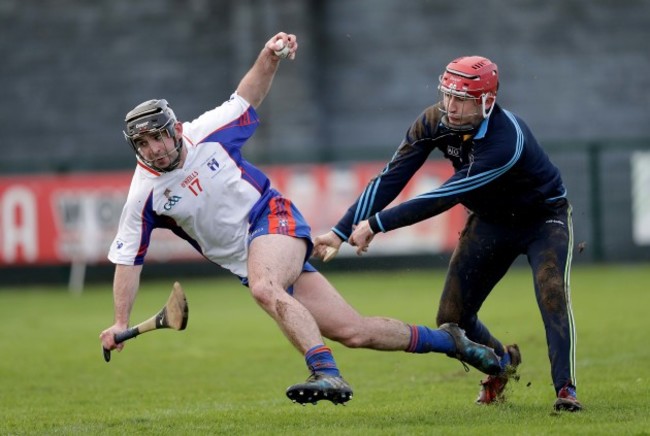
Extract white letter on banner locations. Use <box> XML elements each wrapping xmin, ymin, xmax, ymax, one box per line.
<box><xmin>1</xmin><ymin>186</ymin><xmax>38</xmax><ymax>263</ymax></box>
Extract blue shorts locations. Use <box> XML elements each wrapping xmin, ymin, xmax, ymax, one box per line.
<box><xmin>241</xmin><ymin>189</ymin><xmax>317</xmax><ymax>291</ymax></box>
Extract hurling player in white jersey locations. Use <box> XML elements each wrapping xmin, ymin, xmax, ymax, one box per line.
<box><xmin>100</xmin><ymin>32</ymin><xmax>501</xmax><ymax>405</ymax></box>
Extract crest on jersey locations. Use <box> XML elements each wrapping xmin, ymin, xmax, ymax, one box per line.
<box><xmin>207</xmin><ymin>158</ymin><xmax>220</xmax><ymax>171</ymax></box>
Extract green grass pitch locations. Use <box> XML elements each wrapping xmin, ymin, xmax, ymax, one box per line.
<box><xmin>1</xmin><ymin>263</ymin><xmax>649</xmax><ymax>435</ymax></box>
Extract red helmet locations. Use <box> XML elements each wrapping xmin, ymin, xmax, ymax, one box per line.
<box><xmin>439</xmin><ymin>56</ymin><xmax>498</xmax><ymax>99</ymax></box>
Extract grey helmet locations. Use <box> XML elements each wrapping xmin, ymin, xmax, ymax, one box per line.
<box><xmin>123</xmin><ymin>99</ymin><xmax>182</xmax><ymax>172</ymax></box>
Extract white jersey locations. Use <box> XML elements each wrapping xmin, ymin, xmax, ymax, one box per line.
<box><xmin>108</xmin><ymin>93</ymin><xmax>270</xmax><ymax>278</ymax></box>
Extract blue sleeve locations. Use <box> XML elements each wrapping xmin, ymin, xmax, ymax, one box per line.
<box><xmin>332</xmin><ymin>107</ymin><xmax>440</xmax><ymax>241</ymax></box>
<box><xmin>201</xmin><ymin>106</ymin><xmax>260</xmax><ymax>150</ymax></box>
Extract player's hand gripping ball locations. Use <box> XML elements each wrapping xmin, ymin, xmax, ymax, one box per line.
<box><xmin>274</xmin><ymin>40</ymin><xmax>291</xmax><ymax>59</ymax></box>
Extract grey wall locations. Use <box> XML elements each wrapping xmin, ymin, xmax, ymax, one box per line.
<box><xmin>0</xmin><ymin>0</ymin><xmax>650</xmax><ymax>281</ymax></box>
<box><xmin>1</xmin><ymin>0</ymin><xmax>649</xmax><ymax>268</ymax></box>
<box><xmin>2</xmin><ymin>0</ymin><xmax>649</xmax><ymax>172</ymax></box>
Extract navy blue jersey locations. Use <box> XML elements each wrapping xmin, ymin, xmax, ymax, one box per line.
<box><xmin>333</xmin><ymin>103</ymin><xmax>566</xmax><ymax>239</ymax></box>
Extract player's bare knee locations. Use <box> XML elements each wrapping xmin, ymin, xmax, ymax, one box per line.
<box><xmin>249</xmin><ymin>282</ymin><xmax>279</xmax><ymax>310</ymax></box>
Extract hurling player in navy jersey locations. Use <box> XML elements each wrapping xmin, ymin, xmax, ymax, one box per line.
<box><xmin>314</xmin><ymin>56</ymin><xmax>582</xmax><ymax>412</ymax></box>
<box><xmin>100</xmin><ymin>35</ymin><xmax>504</xmax><ymax>406</ymax></box>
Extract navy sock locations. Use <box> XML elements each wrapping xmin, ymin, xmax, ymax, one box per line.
<box><xmin>405</xmin><ymin>325</ymin><xmax>455</xmax><ymax>354</ymax></box>
<box><xmin>305</xmin><ymin>345</ymin><xmax>339</xmax><ymax>376</ymax></box>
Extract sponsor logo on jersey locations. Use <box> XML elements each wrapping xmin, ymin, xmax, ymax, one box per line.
<box><xmin>447</xmin><ymin>145</ymin><xmax>461</xmax><ymax>157</ymax></box>
<box><xmin>116</xmin><ymin>240</ymin><xmax>124</xmax><ymax>249</ymax></box>
<box><xmin>162</xmin><ymin>189</ymin><xmax>182</xmax><ymax>210</ymax></box>
<box><xmin>545</xmin><ymin>219</ymin><xmax>565</xmax><ymax>227</ymax></box>
<box><xmin>163</xmin><ymin>195</ymin><xmax>182</xmax><ymax>211</ymax></box>
<box><xmin>207</xmin><ymin>158</ymin><xmax>220</xmax><ymax>171</ymax></box>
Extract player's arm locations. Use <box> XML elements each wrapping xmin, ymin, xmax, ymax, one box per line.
<box><xmin>314</xmin><ymin>146</ymin><xmax>428</xmax><ymax>259</ymax></box>
<box><xmin>99</xmin><ymin>264</ymin><xmax>143</xmax><ymax>352</ymax></box>
<box><xmin>367</xmin><ymin>178</ymin><xmax>462</xmax><ymax>233</ymax></box>
<box><xmin>330</xmin><ymin>106</ymin><xmax>440</xmax><ymax>242</ymax></box>
<box><xmin>112</xmin><ymin>264</ymin><xmax>142</xmax><ymax>328</ymax></box>
<box><xmin>101</xmin><ymin>180</ymin><xmax>156</xmax><ymax>351</ymax></box>
<box><xmin>236</xmin><ymin>32</ymin><xmax>297</xmax><ymax>108</ymax></box>
<box><xmin>348</xmin><ymin>171</ymin><xmax>466</xmax><ymax>254</ymax></box>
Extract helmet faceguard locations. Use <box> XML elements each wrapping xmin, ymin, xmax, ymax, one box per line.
<box><xmin>437</xmin><ymin>56</ymin><xmax>499</xmax><ymax>131</ymax></box>
<box><xmin>123</xmin><ymin>99</ymin><xmax>183</xmax><ymax>172</ymax></box>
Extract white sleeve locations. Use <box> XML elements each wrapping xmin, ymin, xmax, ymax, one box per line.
<box><xmin>182</xmin><ymin>93</ymin><xmax>252</xmax><ymax>145</ymax></box>
<box><xmin>107</xmin><ymin>171</ymin><xmax>154</xmax><ymax>265</ymax></box>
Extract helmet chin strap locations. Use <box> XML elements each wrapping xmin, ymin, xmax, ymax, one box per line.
<box><xmin>481</xmin><ymin>94</ymin><xmax>495</xmax><ymax>118</ymax></box>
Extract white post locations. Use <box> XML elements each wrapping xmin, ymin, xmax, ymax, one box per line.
<box><xmin>69</xmin><ymin>194</ymin><xmax>100</xmax><ymax>294</ymax></box>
